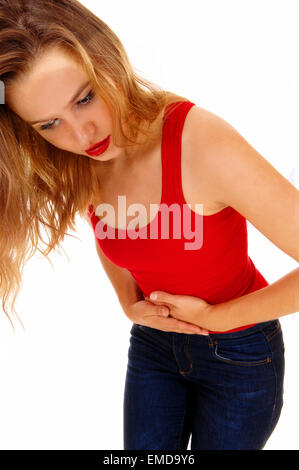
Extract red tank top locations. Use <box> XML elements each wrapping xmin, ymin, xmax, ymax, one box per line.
<box><xmin>87</xmin><ymin>100</ymin><xmax>269</xmax><ymax>333</ymax></box>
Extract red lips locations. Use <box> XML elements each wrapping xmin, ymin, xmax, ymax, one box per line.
<box><xmin>85</xmin><ymin>135</ymin><xmax>111</xmax><ymax>156</ymax></box>
<box><xmin>86</xmin><ymin>136</ymin><xmax>108</xmax><ymax>152</ymax></box>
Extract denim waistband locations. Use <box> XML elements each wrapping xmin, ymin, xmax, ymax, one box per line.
<box><xmin>208</xmin><ymin>319</ymin><xmax>280</xmax><ymax>340</ymax></box>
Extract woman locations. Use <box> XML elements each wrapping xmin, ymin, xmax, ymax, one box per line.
<box><xmin>0</xmin><ymin>0</ymin><xmax>298</xmax><ymax>450</ymax></box>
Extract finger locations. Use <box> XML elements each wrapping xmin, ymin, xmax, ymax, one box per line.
<box><xmin>154</xmin><ymin>317</ymin><xmax>208</xmax><ymax>335</ymax></box>
<box><xmin>176</xmin><ymin>321</ymin><xmax>209</xmax><ymax>335</ymax></box>
<box><xmin>163</xmin><ymin>316</ymin><xmax>209</xmax><ymax>335</ymax></box>
<box><xmin>143</xmin><ymin>302</ymin><xmax>170</xmax><ymax>317</ymax></box>
<box><xmin>145</xmin><ymin>296</ymin><xmax>170</xmax><ymax>308</ymax></box>
<box><xmin>199</xmin><ymin>328</ymin><xmax>210</xmax><ymax>336</ymax></box>
<box><xmin>159</xmin><ymin>306</ymin><xmax>169</xmax><ymax>317</ymax></box>
<box><xmin>149</xmin><ymin>291</ymin><xmax>176</xmax><ymax>306</ymax></box>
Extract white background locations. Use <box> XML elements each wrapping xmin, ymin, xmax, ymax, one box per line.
<box><xmin>0</xmin><ymin>0</ymin><xmax>298</xmax><ymax>450</ymax></box>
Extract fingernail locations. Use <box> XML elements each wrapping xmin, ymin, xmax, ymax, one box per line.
<box><xmin>150</xmin><ymin>292</ymin><xmax>157</xmax><ymax>300</ymax></box>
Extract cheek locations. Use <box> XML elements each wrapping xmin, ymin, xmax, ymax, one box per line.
<box><xmin>37</xmin><ymin>131</ymin><xmax>69</xmax><ymax>151</ymax></box>
<box><xmin>92</xmin><ymin>99</ymin><xmax>112</xmax><ymax>125</ymax></box>
<box><xmin>37</xmin><ymin>131</ymin><xmax>56</xmax><ymax>145</ymax></box>
<box><xmin>90</xmin><ymin>110</ymin><xmax>107</xmax><ymax>128</ymax></box>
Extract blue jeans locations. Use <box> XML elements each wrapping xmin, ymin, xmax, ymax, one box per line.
<box><xmin>123</xmin><ymin>320</ymin><xmax>285</xmax><ymax>450</ymax></box>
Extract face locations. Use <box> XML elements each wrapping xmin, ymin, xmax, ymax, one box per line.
<box><xmin>5</xmin><ymin>47</ymin><xmax>122</xmax><ymax>162</ymax></box>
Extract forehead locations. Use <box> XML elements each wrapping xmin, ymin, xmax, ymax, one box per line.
<box><xmin>6</xmin><ymin>47</ymin><xmax>88</xmax><ymax>121</ymax></box>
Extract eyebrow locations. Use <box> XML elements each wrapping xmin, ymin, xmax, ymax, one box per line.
<box><xmin>29</xmin><ymin>80</ymin><xmax>90</xmax><ymax>125</ymax></box>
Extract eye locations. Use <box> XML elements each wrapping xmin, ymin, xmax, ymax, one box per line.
<box><xmin>39</xmin><ymin>90</ymin><xmax>95</xmax><ymax>131</ymax></box>
<box><xmin>40</xmin><ymin>119</ymin><xmax>57</xmax><ymax>132</ymax></box>
<box><xmin>77</xmin><ymin>90</ymin><xmax>94</xmax><ymax>106</ymax></box>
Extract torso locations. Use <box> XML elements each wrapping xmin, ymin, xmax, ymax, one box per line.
<box><xmin>90</xmin><ymin>104</ymin><xmax>228</xmax><ymax>229</ymax></box>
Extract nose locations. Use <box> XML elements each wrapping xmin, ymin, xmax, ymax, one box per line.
<box><xmin>70</xmin><ymin>118</ymin><xmax>95</xmax><ymax>149</ymax></box>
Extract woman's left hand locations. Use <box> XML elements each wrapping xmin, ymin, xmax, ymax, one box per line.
<box><xmin>145</xmin><ymin>291</ymin><xmax>214</xmax><ymax>332</ymax></box>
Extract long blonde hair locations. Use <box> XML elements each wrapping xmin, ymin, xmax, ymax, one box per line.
<box><xmin>0</xmin><ymin>0</ymin><xmax>189</xmax><ymax>330</ymax></box>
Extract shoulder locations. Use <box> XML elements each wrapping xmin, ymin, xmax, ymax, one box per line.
<box><xmin>181</xmin><ymin>104</ymin><xmax>238</xmax><ymax>206</ymax></box>
<box><xmin>184</xmin><ymin>104</ymin><xmax>239</xmax><ymax>162</ymax></box>
<box><xmin>186</xmin><ymin>104</ymin><xmax>299</xmax><ymax>262</ymax></box>
<box><xmin>183</xmin><ymin>104</ymin><xmax>248</xmax><ymax>202</ymax></box>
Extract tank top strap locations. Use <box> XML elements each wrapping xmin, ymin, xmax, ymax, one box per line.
<box><xmin>161</xmin><ymin>100</ymin><xmax>196</xmax><ymax>205</ymax></box>
<box><xmin>87</xmin><ymin>100</ymin><xmax>196</xmax><ymax>219</ymax></box>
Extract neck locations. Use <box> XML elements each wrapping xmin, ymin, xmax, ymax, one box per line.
<box><xmin>99</xmin><ymin>109</ymin><xmax>164</xmax><ymax>174</ymax></box>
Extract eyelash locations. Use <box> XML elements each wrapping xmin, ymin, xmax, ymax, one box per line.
<box><xmin>40</xmin><ymin>90</ymin><xmax>95</xmax><ymax>131</ymax></box>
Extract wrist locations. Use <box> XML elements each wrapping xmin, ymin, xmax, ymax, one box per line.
<box><xmin>119</xmin><ymin>293</ymin><xmax>144</xmax><ymax>316</ymax></box>
<box><xmin>120</xmin><ymin>299</ymin><xmax>134</xmax><ymax>319</ymax></box>
<box><xmin>205</xmin><ymin>302</ymin><xmax>232</xmax><ymax>333</ymax></box>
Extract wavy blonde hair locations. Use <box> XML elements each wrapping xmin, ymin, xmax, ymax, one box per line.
<box><xmin>0</xmin><ymin>0</ymin><xmax>189</xmax><ymax>330</ymax></box>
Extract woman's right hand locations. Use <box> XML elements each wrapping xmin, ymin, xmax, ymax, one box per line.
<box><xmin>125</xmin><ymin>299</ymin><xmax>209</xmax><ymax>335</ymax></box>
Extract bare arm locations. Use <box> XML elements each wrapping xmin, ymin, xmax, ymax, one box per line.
<box><xmin>84</xmin><ymin>212</ymin><xmax>144</xmax><ymax>313</ymax></box>
<box><xmin>93</xmin><ymin>233</ymin><xmax>144</xmax><ymax>313</ymax></box>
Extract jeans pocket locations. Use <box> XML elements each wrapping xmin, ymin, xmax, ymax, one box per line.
<box><xmin>261</xmin><ymin>319</ymin><xmax>282</xmax><ymax>343</ymax></box>
<box><xmin>211</xmin><ymin>330</ymin><xmax>272</xmax><ymax>366</ymax></box>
